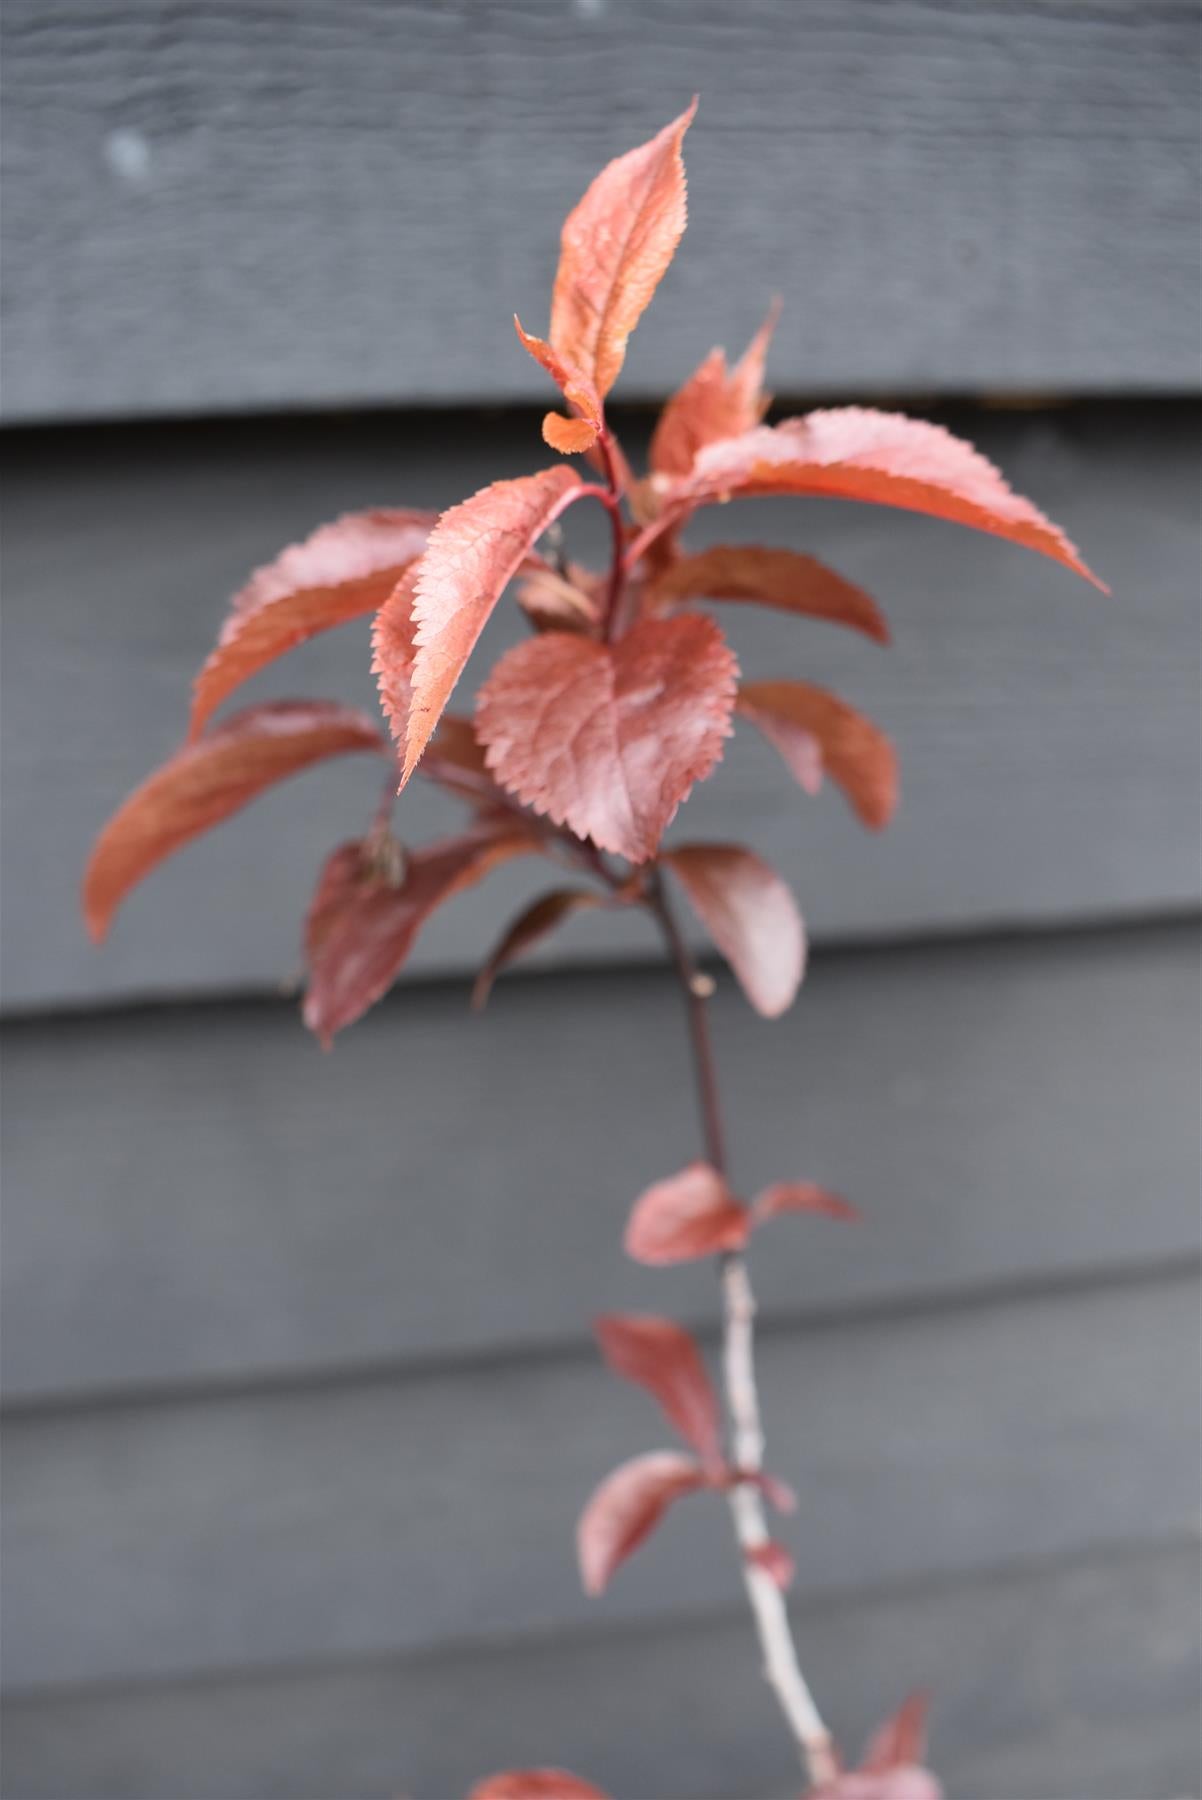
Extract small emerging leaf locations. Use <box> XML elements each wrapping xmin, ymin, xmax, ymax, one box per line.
<box><xmin>664</xmin><ymin>843</ymin><xmax>806</xmax><ymax>1018</ymax></box>
<box><xmin>649</xmin><ymin>303</ymin><xmax>779</xmax><ymax>478</ymax></box>
<box><xmin>473</xmin><ymin>888</ymin><xmax>603</xmax><ymax>1009</ymax></box>
<box><xmin>746</xmin><ymin>1539</ymin><xmax>795</xmax><ymax>1590</ymax></box>
<box><xmin>861</xmin><ymin>1693</ymin><xmax>933</xmax><ymax>1773</ymax></box>
<box><xmin>550</xmin><ymin>102</ymin><xmax>696</xmax><ymax>399</ymax></box>
<box><xmin>737</xmin><ymin>682</ymin><xmax>897</xmax><ymax>828</ymax></box>
<box><xmin>190</xmin><ymin>509</ymin><xmax>435</xmax><ymax>737</ymax></box>
<box><xmin>752</xmin><ymin>1182</ymin><xmax>861</xmax><ymax>1225</ymax></box>
<box><xmin>646</xmin><ymin>544</ymin><xmax>889</xmax><ymax>645</ymax></box>
<box><xmin>624</xmin><ymin>1161</ymin><xmax>750</xmax><ymax>1264</ymax></box>
<box><xmin>513</xmin><ymin>317</ymin><xmax>603</xmax><ymax>454</ymax></box>
<box><xmin>83</xmin><ymin>702</ymin><xmax>386</xmax><ymax>942</ymax></box>
<box><xmin>476</xmin><ymin>616</ymin><xmax>738</xmax><ymax>863</ymax></box>
<box><xmin>468</xmin><ymin>1773</ymin><xmax>610</xmax><ymax>1800</ymax></box>
<box><xmin>594</xmin><ymin>1313</ymin><xmax>722</xmax><ymax>1467</ymax></box>
<box><xmin>577</xmin><ymin>1450</ymin><xmax>707</xmax><ymax>1595</ymax></box>
<box><xmin>397</xmin><ymin>466</ymin><xmax>584</xmax><ymax>784</ymax></box>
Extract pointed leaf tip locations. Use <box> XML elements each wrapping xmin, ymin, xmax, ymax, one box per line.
<box><xmin>752</xmin><ymin>1182</ymin><xmax>861</xmax><ymax>1226</ymax></box>
<box><xmin>738</xmin><ymin>683</ymin><xmax>898</xmax><ymax>829</ymax></box>
<box><xmin>593</xmin><ymin>1313</ymin><xmax>722</xmax><ymax>1467</ymax></box>
<box><xmin>577</xmin><ymin>1449</ymin><xmax>706</xmax><ymax>1595</ymax></box>
<box><xmin>664</xmin><ymin>842</ymin><xmax>806</xmax><ymax>1017</ymax></box>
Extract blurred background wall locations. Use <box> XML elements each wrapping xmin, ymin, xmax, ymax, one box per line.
<box><xmin>2</xmin><ymin>4</ymin><xmax>1200</xmax><ymax>1797</ymax></box>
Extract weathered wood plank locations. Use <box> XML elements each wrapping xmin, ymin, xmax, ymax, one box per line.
<box><xmin>3</xmin><ymin>922</ymin><xmax>1197</xmax><ymax>1404</ymax></box>
<box><xmin>2</xmin><ymin>1</ymin><xmax>1198</xmax><ymax>422</ymax></box>
<box><xmin>4</xmin><ymin>1538</ymin><xmax>1198</xmax><ymax>1800</ymax></box>
<box><xmin>2</xmin><ymin>403</ymin><xmax>1198</xmax><ymax>1011</ymax></box>
<box><xmin>3</xmin><ymin>1270</ymin><xmax>1197</xmax><ymax>1690</ymax></box>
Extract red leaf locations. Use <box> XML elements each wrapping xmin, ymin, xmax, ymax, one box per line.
<box><xmin>752</xmin><ymin>1182</ymin><xmax>861</xmax><ymax>1226</ymax></box>
<box><xmin>473</xmin><ymin>887</ymin><xmax>603</xmax><ymax>1009</ymax></box>
<box><xmin>649</xmin><ymin>302</ymin><xmax>779</xmax><ymax>478</ymax></box>
<box><xmin>646</xmin><ymin>544</ymin><xmax>889</xmax><ymax>645</ymax></box>
<box><xmin>679</xmin><ymin>409</ymin><xmax>1105</xmax><ymax>588</ymax></box>
<box><xmin>594</xmin><ymin>1313</ymin><xmax>722</xmax><ymax>1467</ymax></box>
<box><xmin>190</xmin><ymin>510</ymin><xmax>435</xmax><ymax>737</ymax></box>
<box><xmin>577</xmin><ymin>1450</ymin><xmax>707</xmax><ymax>1595</ymax></box>
<box><xmin>746</xmin><ymin>1539</ymin><xmax>796</xmax><ymax>1590</ymax></box>
<box><xmin>624</xmin><ymin>1161</ymin><xmax>750</xmax><ymax>1264</ymax></box>
<box><xmin>418</xmin><ymin>714</ymin><xmax>512</xmax><ymax>812</ymax></box>
<box><xmin>663</xmin><ymin>843</ymin><xmax>805</xmax><ymax>1018</ymax></box>
<box><xmin>468</xmin><ymin>1774</ymin><xmax>610</xmax><ymax>1800</ymax></box>
<box><xmin>476</xmin><ymin>615</ymin><xmax>738</xmax><ymax>862</ymax></box>
<box><xmin>549</xmin><ymin>102</ymin><xmax>696</xmax><ymax>400</ymax></box>
<box><xmin>83</xmin><ymin>702</ymin><xmax>386</xmax><ymax>943</ymax></box>
<box><xmin>749</xmin><ymin>1470</ymin><xmax>798</xmax><ymax>1515</ymax></box>
<box><xmin>737</xmin><ymin>682</ymin><xmax>898</xmax><ymax>829</ymax></box>
<box><xmin>516</xmin><ymin>563</ymin><xmax>602</xmax><ymax>635</ymax></box>
<box><xmin>396</xmin><ymin>467</ymin><xmax>584</xmax><ymax>784</ymax></box>
<box><xmin>302</xmin><ymin>822</ymin><xmax>541</xmax><ymax>1044</ymax></box>
<box><xmin>861</xmin><ymin>1694</ymin><xmax>933</xmax><ymax>1773</ymax></box>
<box><xmin>371</xmin><ymin>563</ymin><xmax>423</xmax><ymax>750</ymax></box>
<box><xmin>513</xmin><ymin>317</ymin><xmax>603</xmax><ymax>454</ymax></box>
<box><xmin>807</xmin><ymin>1773</ymin><xmax>942</xmax><ymax>1800</ymax></box>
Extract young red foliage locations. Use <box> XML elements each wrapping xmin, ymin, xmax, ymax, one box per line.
<box><xmin>737</xmin><ymin>682</ymin><xmax>898</xmax><ymax>829</ymax></box>
<box><xmin>746</xmin><ymin>1538</ymin><xmax>796</xmax><ymax>1591</ymax></box>
<box><xmin>512</xmin><ymin>317</ymin><xmax>604</xmax><ymax>454</ymax></box>
<box><xmin>752</xmin><ymin>1182</ymin><xmax>861</xmax><ymax>1226</ymax></box>
<box><xmin>472</xmin><ymin>888</ymin><xmax>603</xmax><ymax>1009</ymax></box>
<box><xmin>648</xmin><ymin>303</ymin><xmax>778</xmax><ymax>479</ymax></box>
<box><xmin>593</xmin><ymin>1313</ymin><xmax>722</xmax><ymax>1469</ymax></box>
<box><xmin>190</xmin><ymin>510</ymin><xmax>435</xmax><ymax>737</ymax></box>
<box><xmin>663</xmin><ymin>843</ymin><xmax>806</xmax><ymax>1018</ymax></box>
<box><xmin>515</xmin><ymin>563</ymin><xmax>601</xmax><ymax>634</ymax></box>
<box><xmin>475</xmin><ymin>616</ymin><xmax>738</xmax><ymax>862</ymax></box>
<box><xmin>860</xmin><ymin>1693</ymin><xmax>933</xmax><ymax>1773</ymax></box>
<box><xmin>576</xmin><ymin>1450</ymin><xmax>708</xmax><ymax>1596</ymax></box>
<box><xmin>645</xmin><ymin>544</ymin><xmax>890</xmax><ymax>645</ymax></box>
<box><xmin>468</xmin><ymin>1773</ymin><xmax>610</xmax><ymax>1800</ymax></box>
<box><xmin>83</xmin><ymin>702</ymin><xmax>386</xmax><ymax>942</ymax></box>
<box><xmin>624</xmin><ymin>1161</ymin><xmax>751</xmax><ymax>1264</ymax></box>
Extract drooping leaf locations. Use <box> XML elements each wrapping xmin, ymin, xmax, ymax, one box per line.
<box><xmin>577</xmin><ymin>1450</ymin><xmax>707</xmax><ymax>1595</ymax></box>
<box><xmin>476</xmin><ymin>615</ymin><xmax>738</xmax><ymax>862</ymax></box>
<box><xmin>624</xmin><ymin>1161</ymin><xmax>750</xmax><ymax>1264</ymax></box>
<box><xmin>83</xmin><ymin>702</ymin><xmax>387</xmax><ymax>942</ymax></box>
<box><xmin>663</xmin><ymin>843</ymin><xmax>806</xmax><ymax>1019</ymax></box>
<box><xmin>190</xmin><ymin>510</ymin><xmax>435</xmax><ymax>737</ymax></box>
<box><xmin>737</xmin><ymin>682</ymin><xmax>897</xmax><ymax>828</ymax></box>
<box><xmin>648</xmin><ymin>301</ymin><xmax>778</xmax><ymax>478</ymax></box>
<box><xmin>302</xmin><ymin>822</ymin><xmax>542</xmax><ymax>1044</ymax></box>
<box><xmin>752</xmin><ymin>1182</ymin><xmax>861</xmax><ymax>1226</ymax></box>
<box><xmin>513</xmin><ymin>317</ymin><xmax>603</xmax><ymax>454</ymax></box>
<box><xmin>860</xmin><ymin>1694</ymin><xmax>933</xmax><ymax>1773</ymax></box>
<box><xmin>397</xmin><ymin>467</ymin><xmax>584</xmax><ymax>784</ymax></box>
<box><xmin>746</xmin><ymin>1538</ymin><xmax>796</xmax><ymax>1590</ymax></box>
<box><xmin>646</xmin><ymin>544</ymin><xmax>889</xmax><ymax>644</ymax></box>
<box><xmin>678</xmin><ymin>409</ymin><xmax>1105</xmax><ymax>588</ymax></box>
<box><xmin>468</xmin><ymin>1772</ymin><xmax>610</xmax><ymax>1800</ymax></box>
<box><xmin>515</xmin><ymin>562</ymin><xmax>601</xmax><ymax>635</ymax></box>
<box><xmin>549</xmin><ymin>102</ymin><xmax>696</xmax><ymax>400</ymax></box>
<box><xmin>593</xmin><ymin>1313</ymin><xmax>722</xmax><ymax>1467</ymax></box>
<box><xmin>473</xmin><ymin>888</ymin><xmax>603</xmax><ymax>1009</ymax></box>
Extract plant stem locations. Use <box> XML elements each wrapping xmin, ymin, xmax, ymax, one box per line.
<box><xmin>646</xmin><ymin>870</ymin><xmax>838</xmax><ymax>1791</ymax></box>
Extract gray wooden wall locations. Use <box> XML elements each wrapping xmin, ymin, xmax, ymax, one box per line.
<box><xmin>2</xmin><ymin>4</ymin><xmax>1200</xmax><ymax>1798</ymax></box>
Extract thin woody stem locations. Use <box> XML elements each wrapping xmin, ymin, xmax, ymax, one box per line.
<box><xmin>646</xmin><ymin>868</ymin><xmax>838</xmax><ymax>1790</ymax></box>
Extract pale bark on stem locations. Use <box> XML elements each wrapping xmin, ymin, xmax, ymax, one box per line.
<box><xmin>647</xmin><ymin>870</ymin><xmax>838</xmax><ymax>1790</ymax></box>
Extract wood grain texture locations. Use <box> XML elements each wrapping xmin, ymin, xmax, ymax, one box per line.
<box><xmin>3</xmin><ymin>403</ymin><xmax>1198</xmax><ymax>1011</ymax></box>
<box><xmin>3</xmin><ymin>1538</ymin><xmax>1197</xmax><ymax>1799</ymax></box>
<box><xmin>2</xmin><ymin>1</ymin><xmax>1199</xmax><ymax>422</ymax></box>
<box><xmin>4</xmin><ymin>1269</ymin><xmax>1197</xmax><ymax>1691</ymax></box>
<box><xmin>3</xmin><ymin>921</ymin><xmax>1198</xmax><ymax>1405</ymax></box>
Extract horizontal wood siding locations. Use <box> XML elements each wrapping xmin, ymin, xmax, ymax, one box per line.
<box><xmin>3</xmin><ymin>403</ymin><xmax>1199</xmax><ymax>1012</ymax></box>
<box><xmin>2</xmin><ymin>2</ymin><xmax>1198</xmax><ymax>422</ymax></box>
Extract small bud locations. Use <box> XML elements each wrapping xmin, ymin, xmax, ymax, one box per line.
<box><xmin>690</xmin><ymin>971</ymin><xmax>716</xmax><ymax>998</ymax></box>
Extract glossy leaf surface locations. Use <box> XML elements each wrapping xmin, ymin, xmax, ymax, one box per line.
<box><xmin>664</xmin><ymin>842</ymin><xmax>805</xmax><ymax>1018</ymax></box>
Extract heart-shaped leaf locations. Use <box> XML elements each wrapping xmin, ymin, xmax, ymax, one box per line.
<box><xmin>476</xmin><ymin>615</ymin><xmax>738</xmax><ymax>862</ymax></box>
<box><xmin>577</xmin><ymin>1450</ymin><xmax>707</xmax><ymax>1595</ymax></box>
<box><xmin>663</xmin><ymin>842</ymin><xmax>806</xmax><ymax>1018</ymax></box>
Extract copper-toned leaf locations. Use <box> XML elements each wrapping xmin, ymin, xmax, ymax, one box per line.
<box><xmin>513</xmin><ymin>317</ymin><xmax>603</xmax><ymax>454</ymax></box>
<box><xmin>190</xmin><ymin>510</ymin><xmax>435</xmax><ymax>737</ymax></box>
<box><xmin>807</xmin><ymin>1773</ymin><xmax>942</xmax><ymax>1800</ymax></box>
<box><xmin>737</xmin><ymin>682</ymin><xmax>898</xmax><ymax>829</ymax></box>
<box><xmin>648</xmin><ymin>303</ymin><xmax>779</xmax><ymax>479</ymax></box>
<box><xmin>594</xmin><ymin>1313</ymin><xmax>722</xmax><ymax>1467</ymax></box>
<box><xmin>752</xmin><ymin>1182</ymin><xmax>861</xmax><ymax>1226</ymax></box>
<box><xmin>371</xmin><ymin>564</ymin><xmax>423</xmax><ymax>750</ymax></box>
<box><xmin>549</xmin><ymin>102</ymin><xmax>696</xmax><ymax>399</ymax></box>
<box><xmin>83</xmin><ymin>702</ymin><xmax>387</xmax><ymax>943</ymax></box>
<box><xmin>302</xmin><ymin>822</ymin><xmax>541</xmax><ymax>1044</ymax></box>
<box><xmin>680</xmin><ymin>409</ymin><xmax>1105</xmax><ymax>588</ymax></box>
<box><xmin>646</xmin><ymin>544</ymin><xmax>889</xmax><ymax>645</ymax></box>
<box><xmin>515</xmin><ymin>563</ymin><xmax>601</xmax><ymax>635</ymax></box>
<box><xmin>663</xmin><ymin>843</ymin><xmax>805</xmax><ymax>1019</ymax></box>
<box><xmin>860</xmin><ymin>1694</ymin><xmax>933</xmax><ymax>1773</ymax></box>
<box><xmin>468</xmin><ymin>1773</ymin><xmax>610</xmax><ymax>1800</ymax></box>
<box><xmin>624</xmin><ymin>1161</ymin><xmax>750</xmax><ymax>1265</ymax></box>
<box><xmin>577</xmin><ymin>1450</ymin><xmax>707</xmax><ymax>1595</ymax></box>
<box><xmin>476</xmin><ymin>615</ymin><xmax>738</xmax><ymax>863</ymax></box>
<box><xmin>397</xmin><ymin>467</ymin><xmax>584</xmax><ymax>784</ymax></box>
<box><xmin>473</xmin><ymin>888</ymin><xmax>603</xmax><ymax>1009</ymax></box>
<box><xmin>746</xmin><ymin>1539</ymin><xmax>796</xmax><ymax>1590</ymax></box>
